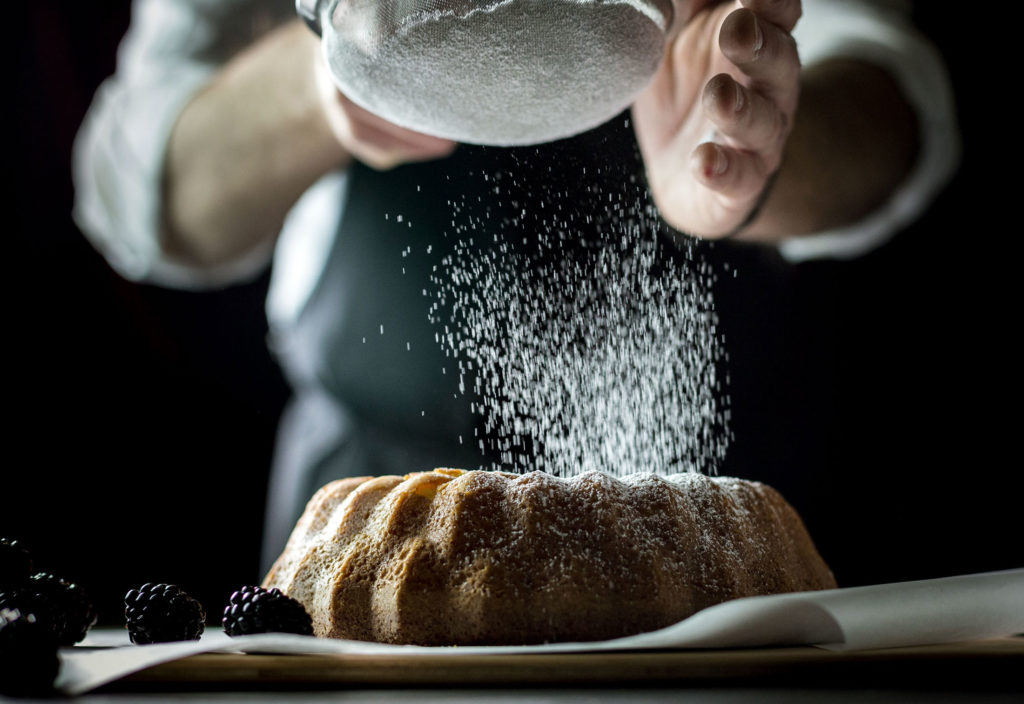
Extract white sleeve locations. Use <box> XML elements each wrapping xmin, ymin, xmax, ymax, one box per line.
<box><xmin>777</xmin><ymin>0</ymin><xmax>961</xmax><ymax>262</ymax></box>
<box><xmin>72</xmin><ymin>0</ymin><xmax>291</xmax><ymax>289</ymax></box>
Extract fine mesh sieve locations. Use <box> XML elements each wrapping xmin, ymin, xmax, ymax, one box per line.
<box><xmin>297</xmin><ymin>0</ymin><xmax>673</xmax><ymax>146</ymax></box>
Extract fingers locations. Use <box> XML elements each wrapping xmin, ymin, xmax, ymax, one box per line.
<box><xmin>719</xmin><ymin>7</ymin><xmax>800</xmax><ymax>104</ymax></box>
<box><xmin>702</xmin><ymin>73</ymin><xmax>786</xmax><ymax>153</ymax></box>
<box><xmin>695</xmin><ymin>2</ymin><xmax>800</xmax><ymax>190</ymax></box>
<box><xmin>690</xmin><ymin>141</ymin><xmax>769</xmax><ymax>202</ymax></box>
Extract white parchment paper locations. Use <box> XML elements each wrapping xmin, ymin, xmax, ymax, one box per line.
<box><xmin>56</xmin><ymin>569</ymin><xmax>1024</xmax><ymax>696</ymax></box>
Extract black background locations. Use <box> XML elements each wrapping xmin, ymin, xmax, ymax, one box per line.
<box><xmin>7</xmin><ymin>3</ymin><xmax>1020</xmax><ymax>626</ymax></box>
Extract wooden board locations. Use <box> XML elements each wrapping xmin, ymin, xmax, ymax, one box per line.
<box><xmin>113</xmin><ymin>637</ymin><xmax>1024</xmax><ymax>690</ymax></box>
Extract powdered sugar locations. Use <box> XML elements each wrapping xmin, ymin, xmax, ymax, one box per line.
<box><xmin>427</xmin><ymin>162</ymin><xmax>731</xmax><ymax>477</ymax></box>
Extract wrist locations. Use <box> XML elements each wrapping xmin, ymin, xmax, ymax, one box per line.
<box><xmin>725</xmin><ymin>169</ymin><xmax>780</xmax><ymax>239</ymax></box>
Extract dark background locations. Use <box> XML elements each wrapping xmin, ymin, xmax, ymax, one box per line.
<box><xmin>7</xmin><ymin>3</ymin><xmax>1020</xmax><ymax>626</ymax></box>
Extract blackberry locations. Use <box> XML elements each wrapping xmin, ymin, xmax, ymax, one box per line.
<box><xmin>0</xmin><ymin>608</ymin><xmax>61</xmax><ymax>697</ymax></box>
<box><xmin>0</xmin><ymin>538</ymin><xmax>34</xmax><ymax>590</ymax></box>
<box><xmin>125</xmin><ymin>583</ymin><xmax>205</xmax><ymax>644</ymax></box>
<box><xmin>222</xmin><ymin>586</ymin><xmax>313</xmax><ymax>637</ymax></box>
<box><xmin>0</xmin><ymin>572</ymin><xmax>97</xmax><ymax>646</ymax></box>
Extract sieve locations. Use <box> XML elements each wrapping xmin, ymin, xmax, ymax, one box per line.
<box><xmin>296</xmin><ymin>0</ymin><xmax>673</xmax><ymax>146</ymax></box>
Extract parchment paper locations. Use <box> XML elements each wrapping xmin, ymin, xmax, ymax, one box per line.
<box><xmin>56</xmin><ymin>568</ymin><xmax>1024</xmax><ymax>696</ymax></box>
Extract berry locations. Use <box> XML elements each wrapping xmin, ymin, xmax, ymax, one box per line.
<box><xmin>125</xmin><ymin>583</ymin><xmax>205</xmax><ymax>644</ymax></box>
<box><xmin>0</xmin><ymin>538</ymin><xmax>34</xmax><ymax>590</ymax></box>
<box><xmin>222</xmin><ymin>586</ymin><xmax>313</xmax><ymax>637</ymax></box>
<box><xmin>0</xmin><ymin>572</ymin><xmax>97</xmax><ymax>646</ymax></box>
<box><xmin>0</xmin><ymin>608</ymin><xmax>61</xmax><ymax>697</ymax></box>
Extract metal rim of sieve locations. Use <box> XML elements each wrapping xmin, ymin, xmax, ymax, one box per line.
<box><xmin>297</xmin><ymin>0</ymin><xmax>323</xmax><ymax>35</ymax></box>
<box><xmin>296</xmin><ymin>0</ymin><xmax>676</xmax><ymax>37</ymax></box>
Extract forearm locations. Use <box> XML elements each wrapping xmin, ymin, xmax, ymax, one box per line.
<box><xmin>739</xmin><ymin>58</ymin><xmax>918</xmax><ymax>242</ymax></box>
<box><xmin>162</xmin><ymin>20</ymin><xmax>348</xmax><ymax>268</ymax></box>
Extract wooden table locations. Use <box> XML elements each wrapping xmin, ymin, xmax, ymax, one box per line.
<box><xmin>108</xmin><ymin>637</ymin><xmax>1023</xmax><ymax>692</ymax></box>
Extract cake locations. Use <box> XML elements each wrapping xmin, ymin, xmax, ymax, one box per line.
<box><xmin>263</xmin><ymin>469</ymin><xmax>836</xmax><ymax>645</ymax></box>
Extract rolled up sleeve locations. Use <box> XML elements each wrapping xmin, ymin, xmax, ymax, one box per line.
<box><xmin>779</xmin><ymin>0</ymin><xmax>961</xmax><ymax>262</ymax></box>
<box><xmin>72</xmin><ymin>0</ymin><xmax>287</xmax><ymax>289</ymax></box>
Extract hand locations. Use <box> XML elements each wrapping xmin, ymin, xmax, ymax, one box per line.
<box><xmin>633</xmin><ymin>0</ymin><xmax>801</xmax><ymax>238</ymax></box>
<box><xmin>313</xmin><ymin>52</ymin><xmax>457</xmax><ymax>170</ymax></box>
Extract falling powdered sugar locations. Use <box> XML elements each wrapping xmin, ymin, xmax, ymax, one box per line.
<box><xmin>426</xmin><ymin>155</ymin><xmax>731</xmax><ymax>478</ymax></box>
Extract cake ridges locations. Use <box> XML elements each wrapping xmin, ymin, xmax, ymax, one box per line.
<box><xmin>263</xmin><ymin>468</ymin><xmax>836</xmax><ymax>645</ymax></box>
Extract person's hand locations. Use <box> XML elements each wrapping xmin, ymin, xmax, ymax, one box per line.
<box><xmin>313</xmin><ymin>52</ymin><xmax>457</xmax><ymax>170</ymax></box>
<box><xmin>633</xmin><ymin>0</ymin><xmax>801</xmax><ymax>238</ymax></box>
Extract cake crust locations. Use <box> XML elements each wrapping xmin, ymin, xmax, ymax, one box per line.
<box><xmin>263</xmin><ymin>469</ymin><xmax>836</xmax><ymax>645</ymax></box>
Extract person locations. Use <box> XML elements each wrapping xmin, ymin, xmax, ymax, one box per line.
<box><xmin>73</xmin><ymin>0</ymin><xmax>959</xmax><ymax>572</ymax></box>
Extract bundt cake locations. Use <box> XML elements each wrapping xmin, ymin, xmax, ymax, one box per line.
<box><xmin>263</xmin><ymin>469</ymin><xmax>836</xmax><ymax>645</ymax></box>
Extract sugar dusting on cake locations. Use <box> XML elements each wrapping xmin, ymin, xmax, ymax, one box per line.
<box><xmin>426</xmin><ymin>150</ymin><xmax>731</xmax><ymax>478</ymax></box>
